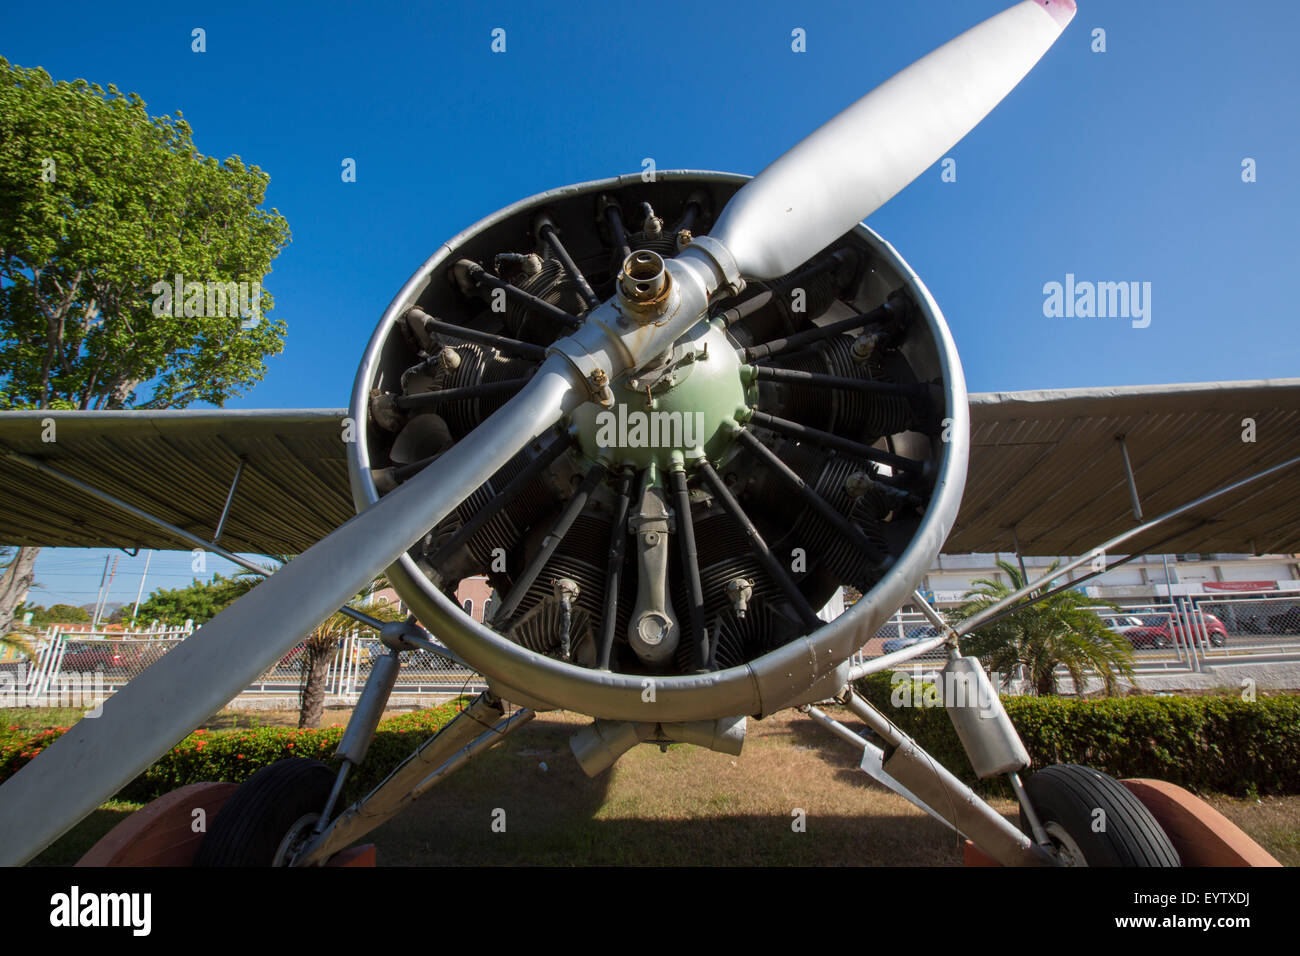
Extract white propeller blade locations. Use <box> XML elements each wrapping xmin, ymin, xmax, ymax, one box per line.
<box><xmin>709</xmin><ymin>0</ymin><xmax>1076</xmax><ymax>280</ymax></box>
<box><xmin>0</xmin><ymin>362</ymin><xmax>576</xmax><ymax>864</ymax></box>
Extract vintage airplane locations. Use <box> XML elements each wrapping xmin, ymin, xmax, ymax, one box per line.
<box><xmin>2</xmin><ymin>0</ymin><xmax>1298</xmax><ymax>867</ymax></box>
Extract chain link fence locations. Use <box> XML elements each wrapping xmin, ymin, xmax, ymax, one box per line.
<box><xmin>2</xmin><ymin>626</ymin><xmax>484</xmax><ymax>711</ymax></box>
<box><xmin>7</xmin><ymin>591</ymin><xmax>1298</xmax><ymax>711</ymax></box>
<box><xmin>849</xmin><ymin>591</ymin><xmax>1300</xmax><ymax>683</ymax></box>
<box><xmin>243</xmin><ymin>631</ymin><xmax>485</xmax><ymax>701</ymax></box>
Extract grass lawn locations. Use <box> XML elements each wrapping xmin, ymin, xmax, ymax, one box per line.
<box><xmin>13</xmin><ymin>706</ymin><xmax>1300</xmax><ymax>866</ymax></box>
<box><xmin>1</xmin><ymin>706</ymin><xmax>88</xmax><ymax>731</ymax></box>
<box><xmin>366</xmin><ymin>708</ymin><xmax>980</xmax><ymax>865</ymax></box>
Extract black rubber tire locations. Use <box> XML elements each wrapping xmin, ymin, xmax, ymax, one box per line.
<box><xmin>194</xmin><ymin>758</ymin><xmax>336</xmax><ymax>866</ymax></box>
<box><xmin>1020</xmin><ymin>764</ymin><xmax>1180</xmax><ymax>867</ymax></box>
<box><xmin>1152</xmin><ymin>634</ymin><xmax>1169</xmax><ymax>649</ymax></box>
<box><xmin>1210</xmin><ymin>633</ymin><xmax>1226</xmax><ymax>647</ymax></box>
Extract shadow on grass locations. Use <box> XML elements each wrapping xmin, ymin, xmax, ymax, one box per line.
<box><xmin>368</xmin><ymin>710</ymin><xmax>969</xmax><ymax>865</ymax></box>
<box><xmin>22</xmin><ymin>707</ymin><xmax>1299</xmax><ymax>866</ymax></box>
<box><xmin>29</xmin><ymin>801</ymin><xmax>142</xmax><ymax>867</ymax></box>
<box><xmin>21</xmin><ymin>708</ymin><xmax>977</xmax><ymax>867</ymax></box>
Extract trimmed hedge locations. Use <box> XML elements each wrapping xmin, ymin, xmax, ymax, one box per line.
<box><xmin>6</xmin><ymin>686</ymin><xmax>1299</xmax><ymax>802</ymax></box>
<box><xmin>855</xmin><ymin>673</ymin><xmax>1300</xmax><ymax>796</ymax></box>
<box><xmin>1</xmin><ymin>700</ymin><xmax>471</xmax><ymax>804</ymax></box>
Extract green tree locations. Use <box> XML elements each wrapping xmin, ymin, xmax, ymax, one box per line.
<box><xmin>949</xmin><ymin>559</ymin><xmax>1134</xmax><ymax>696</ymax></box>
<box><xmin>1</xmin><ymin>632</ymin><xmax>34</xmax><ymax>658</ymax></box>
<box><xmin>20</xmin><ymin>602</ymin><xmax>91</xmax><ymax>625</ymax></box>
<box><xmin>0</xmin><ymin>58</ymin><xmax>291</xmax><ymax>636</ymax></box>
<box><xmin>133</xmin><ymin>574</ymin><xmax>256</xmax><ymax>627</ymax></box>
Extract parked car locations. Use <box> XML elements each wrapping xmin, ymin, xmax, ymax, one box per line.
<box><xmin>1107</xmin><ymin>615</ymin><xmax>1169</xmax><ymax>648</ymax></box>
<box><xmin>1117</xmin><ymin>620</ymin><xmax>1170</xmax><ymax>649</ymax></box>
<box><xmin>274</xmin><ymin>644</ymin><xmax>308</xmax><ymax>670</ymax></box>
<box><xmin>882</xmin><ymin>625</ymin><xmax>940</xmax><ymax>654</ymax></box>
<box><xmin>1266</xmin><ymin>604</ymin><xmax>1300</xmax><ymax>635</ymax></box>
<box><xmin>60</xmin><ymin>643</ymin><xmax>159</xmax><ymax>675</ymax></box>
<box><xmin>1125</xmin><ymin>611</ymin><xmax>1228</xmax><ymax>648</ymax></box>
<box><xmin>1106</xmin><ymin>615</ymin><xmax>1149</xmax><ymax>632</ymax></box>
<box><xmin>59</xmin><ymin>647</ymin><xmax>113</xmax><ymax>671</ymax></box>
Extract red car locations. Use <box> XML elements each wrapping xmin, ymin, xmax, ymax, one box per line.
<box><xmin>59</xmin><ymin>645</ymin><xmax>126</xmax><ymax>672</ymax></box>
<box><xmin>1125</xmin><ymin>612</ymin><xmax>1227</xmax><ymax>649</ymax></box>
<box><xmin>59</xmin><ymin>643</ymin><xmax>162</xmax><ymax>675</ymax></box>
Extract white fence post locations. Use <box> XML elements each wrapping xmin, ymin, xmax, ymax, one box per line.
<box><xmin>347</xmin><ymin>631</ymin><xmax>360</xmax><ymax>699</ymax></box>
<box><xmin>30</xmin><ymin>628</ymin><xmax>66</xmax><ymax>703</ymax></box>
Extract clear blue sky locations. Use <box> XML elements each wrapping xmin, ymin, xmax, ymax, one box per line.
<box><xmin>6</xmin><ymin>0</ymin><xmax>1298</xmax><ymax>606</ymax></box>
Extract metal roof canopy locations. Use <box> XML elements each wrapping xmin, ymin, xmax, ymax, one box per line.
<box><xmin>0</xmin><ymin>409</ymin><xmax>352</xmax><ymax>555</ymax></box>
<box><xmin>1</xmin><ymin>378</ymin><xmax>1298</xmax><ymax>559</ymax></box>
<box><xmin>951</xmin><ymin>378</ymin><xmax>1300</xmax><ymax>556</ymax></box>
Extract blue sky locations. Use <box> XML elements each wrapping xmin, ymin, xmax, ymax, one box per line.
<box><xmin>6</xmin><ymin>0</ymin><xmax>1298</xmax><ymax>606</ymax></box>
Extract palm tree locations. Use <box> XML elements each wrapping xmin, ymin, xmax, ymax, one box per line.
<box><xmin>3</xmin><ymin>620</ymin><xmax>39</xmax><ymax>699</ymax></box>
<box><xmin>232</xmin><ymin>557</ymin><xmax>404</xmax><ymax>727</ymax></box>
<box><xmin>948</xmin><ymin>559</ymin><xmax>1134</xmax><ymax>696</ymax></box>
<box><xmin>1</xmin><ymin>629</ymin><xmax>35</xmax><ymax>663</ymax></box>
<box><xmin>296</xmin><ymin>593</ymin><xmax>404</xmax><ymax>729</ymax></box>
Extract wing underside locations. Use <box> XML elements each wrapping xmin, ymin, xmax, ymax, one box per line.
<box><xmin>951</xmin><ymin>378</ymin><xmax>1300</xmax><ymax>556</ymax></box>
<box><xmin>1</xmin><ymin>378</ymin><xmax>1297</xmax><ymax>559</ymax></box>
<box><xmin>0</xmin><ymin>409</ymin><xmax>352</xmax><ymax>555</ymax></box>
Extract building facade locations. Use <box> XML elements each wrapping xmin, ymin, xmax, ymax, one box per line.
<box><xmin>917</xmin><ymin>553</ymin><xmax>1300</xmax><ymax>609</ymax></box>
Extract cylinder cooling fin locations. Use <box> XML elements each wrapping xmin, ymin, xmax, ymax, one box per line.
<box><xmin>349</xmin><ymin>171</ymin><xmax>967</xmax><ymax>720</ymax></box>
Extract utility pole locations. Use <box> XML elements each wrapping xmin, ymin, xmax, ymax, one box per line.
<box><xmin>130</xmin><ymin>550</ymin><xmax>153</xmax><ymax>626</ymax></box>
<box><xmin>93</xmin><ymin>554</ymin><xmax>119</xmax><ymax>628</ymax></box>
<box><xmin>91</xmin><ymin>555</ymin><xmax>111</xmax><ymax>628</ymax></box>
<box><xmin>1161</xmin><ymin>552</ymin><xmax>1177</xmax><ymax>598</ymax></box>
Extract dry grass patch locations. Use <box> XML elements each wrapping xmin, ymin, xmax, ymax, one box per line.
<box><xmin>22</xmin><ymin>706</ymin><xmax>1300</xmax><ymax>866</ymax></box>
<box><xmin>200</xmin><ymin>706</ymin><xmax>417</xmax><ymax>731</ymax></box>
<box><xmin>1209</xmin><ymin>794</ymin><xmax>1300</xmax><ymax>866</ymax></box>
<box><xmin>368</xmin><ymin>708</ymin><xmax>983</xmax><ymax>865</ymax></box>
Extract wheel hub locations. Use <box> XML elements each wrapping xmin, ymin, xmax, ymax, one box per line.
<box><xmin>273</xmin><ymin>812</ymin><xmax>321</xmax><ymax>867</ymax></box>
<box><xmin>1044</xmin><ymin>821</ymin><xmax>1088</xmax><ymax>867</ymax></box>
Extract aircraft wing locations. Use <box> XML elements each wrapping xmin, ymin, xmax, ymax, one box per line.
<box><xmin>950</xmin><ymin>378</ymin><xmax>1300</xmax><ymax>556</ymax></box>
<box><xmin>1</xmin><ymin>378</ymin><xmax>1297</xmax><ymax>559</ymax></box>
<box><xmin>0</xmin><ymin>409</ymin><xmax>352</xmax><ymax>555</ymax></box>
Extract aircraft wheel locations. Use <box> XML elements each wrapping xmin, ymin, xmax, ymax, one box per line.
<box><xmin>195</xmin><ymin>758</ymin><xmax>335</xmax><ymax>866</ymax></box>
<box><xmin>1021</xmin><ymin>764</ymin><xmax>1180</xmax><ymax>867</ymax></box>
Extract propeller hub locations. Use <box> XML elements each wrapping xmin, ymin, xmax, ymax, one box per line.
<box><xmin>617</xmin><ymin>249</ymin><xmax>669</xmax><ymax>309</ymax></box>
<box><xmin>569</xmin><ymin>320</ymin><xmax>751</xmax><ymax>472</ymax></box>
